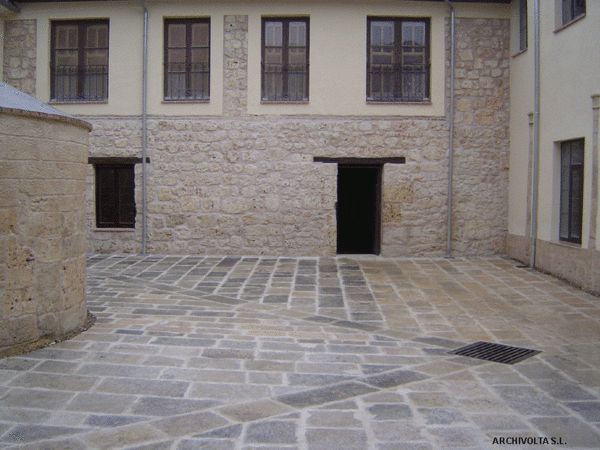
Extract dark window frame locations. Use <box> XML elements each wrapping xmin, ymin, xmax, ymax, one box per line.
<box><xmin>164</xmin><ymin>18</ymin><xmax>211</xmax><ymax>101</ymax></box>
<box><xmin>366</xmin><ymin>16</ymin><xmax>431</xmax><ymax>103</ymax></box>
<box><xmin>518</xmin><ymin>0</ymin><xmax>528</xmax><ymax>51</ymax></box>
<box><xmin>559</xmin><ymin>139</ymin><xmax>584</xmax><ymax>244</ymax></box>
<box><xmin>261</xmin><ymin>16</ymin><xmax>310</xmax><ymax>102</ymax></box>
<box><xmin>50</xmin><ymin>19</ymin><xmax>109</xmax><ymax>102</ymax></box>
<box><xmin>95</xmin><ymin>164</ymin><xmax>136</xmax><ymax>229</ymax></box>
<box><xmin>561</xmin><ymin>0</ymin><xmax>586</xmax><ymax>25</ymax></box>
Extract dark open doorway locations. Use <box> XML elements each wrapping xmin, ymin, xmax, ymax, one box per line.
<box><xmin>337</xmin><ymin>165</ymin><xmax>382</xmax><ymax>254</ymax></box>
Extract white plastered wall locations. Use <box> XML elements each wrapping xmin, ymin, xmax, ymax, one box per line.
<box><xmin>507</xmin><ymin>0</ymin><xmax>533</xmax><ymax>237</ymax></box>
<box><xmin>16</xmin><ymin>0</ymin><xmax>509</xmax><ymax>117</ymax></box>
<box><xmin>508</xmin><ymin>0</ymin><xmax>600</xmax><ymax>251</ymax></box>
<box><xmin>536</xmin><ymin>1</ymin><xmax>599</xmax><ymax>249</ymax></box>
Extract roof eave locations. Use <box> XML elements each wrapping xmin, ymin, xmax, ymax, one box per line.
<box><xmin>1</xmin><ymin>0</ymin><xmax>19</xmax><ymax>13</ymax></box>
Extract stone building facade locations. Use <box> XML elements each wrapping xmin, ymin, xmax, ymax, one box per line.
<box><xmin>1</xmin><ymin>1</ymin><xmax>511</xmax><ymax>257</ymax></box>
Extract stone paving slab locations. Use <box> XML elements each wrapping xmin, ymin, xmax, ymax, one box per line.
<box><xmin>0</xmin><ymin>255</ymin><xmax>599</xmax><ymax>449</ymax></box>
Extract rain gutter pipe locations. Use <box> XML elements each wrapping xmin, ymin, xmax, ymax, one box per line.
<box><xmin>141</xmin><ymin>1</ymin><xmax>149</xmax><ymax>255</ymax></box>
<box><xmin>445</xmin><ymin>0</ymin><xmax>455</xmax><ymax>258</ymax></box>
<box><xmin>529</xmin><ymin>0</ymin><xmax>540</xmax><ymax>268</ymax></box>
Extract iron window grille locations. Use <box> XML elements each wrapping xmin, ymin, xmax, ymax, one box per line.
<box><xmin>95</xmin><ymin>164</ymin><xmax>136</xmax><ymax>229</ymax></box>
<box><xmin>519</xmin><ymin>0</ymin><xmax>528</xmax><ymax>51</ymax></box>
<box><xmin>164</xmin><ymin>18</ymin><xmax>210</xmax><ymax>101</ymax></box>
<box><xmin>50</xmin><ymin>20</ymin><xmax>109</xmax><ymax>102</ymax></box>
<box><xmin>559</xmin><ymin>139</ymin><xmax>584</xmax><ymax>244</ymax></box>
<box><xmin>261</xmin><ymin>17</ymin><xmax>309</xmax><ymax>102</ymax></box>
<box><xmin>367</xmin><ymin>17</ymin><xmax>430</xmax><ymax>103</ymax></box>
<box><xmin>562</xmin><ymin>0</ymin><xmax>586</xmax><ymax>25</ymax></box>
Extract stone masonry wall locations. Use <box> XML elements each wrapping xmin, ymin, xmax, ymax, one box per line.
<box><xmin>82</xmin><ymin>17</ymin><xmax>509</xmax><ymax>257</ymax></box>
<box><xmin>451</xmin><ymin>18</ymin><xmax>510</xmax><ymax>255</ymax></box>
<box><xmin>88</xmin><ymin>115</ymin><xmax>447</xmax><ymax>256</ymax></box>
<box><xmin>223</xmin><ymin>15</ymin><xmax>248</xmax><ymax>116</ymax></box>
<box><xmin>2</xmin><ymin>19</ymin><xmax>36</xmax><ymax>95</ymax></box>
<box><xmin>0</xmin><ymin>112</ymin><xmax>89</xmax><ymax>355</ymax></box>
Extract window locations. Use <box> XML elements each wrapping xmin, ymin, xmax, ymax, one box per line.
<box><xmin>261</xmin><ymin>17</ymin><xmax>309</xmax><ymax>102</ymax></box>
<box><xmin>367</xmin><ymin>17</ymin><xmax>430</xmax><ymax>102</ymax></box>
<box><xmin>51</xmin><ymin>20</ymin><xmax>109</xmax><ymax>101</ymax></box>
<box><xmin>559</xmin><ymin>139</ymin><xmax>584</xmax><ymax>244</ymax></box>
<box><xmin>519</xmin><ymin>0</ymin><xmax>528</xmax><ymax>51</ymax></box>
<box><xmin>562</xmin><ymin>0</ymin><xmax>586</xmax><ymax>24</ymax></box>
<box><xmin>95</xmin><ymin>165</ymin><xmax>135</xmax><ymax>228</ymax></box>
<box><xmin>164</xmin><ymin>19</ymin><xmax>210</xmax><ymax>101</ymax></box>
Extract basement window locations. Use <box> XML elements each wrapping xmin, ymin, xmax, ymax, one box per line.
<box><xmin>95</xmin><ymin>164</ymin><xmax>136</xmax><ymax>228</ymax></box>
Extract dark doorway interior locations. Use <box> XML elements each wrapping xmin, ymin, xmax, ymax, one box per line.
<box><xmin>337</xmin><ymin>165</ymin><xmax>382</xmax><ymax>254</ymax></box>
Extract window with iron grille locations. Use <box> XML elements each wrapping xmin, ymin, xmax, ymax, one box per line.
<box><xmin>95</xmin><ymin>165</ymin><xmax>135</xmax><ymax>228</ymax></box>
<box><xmin>561</xmin><ymin>0</ymin><xmax>586</xmax><ymax>25</ymax></box>
<box><xmin>519</xmin><ymin>0</ymin><xmax>528</xmax><ymax>51</ymax></box>
<box><xmin>51</xmin><ymin>20</ymin><xmax>109</xmax><ymax>102</ymax></box>
<box><xmin>164</xmin><ymin>18</ymin><xmax>210</xmax><ymax>101</ymax></box>
<box><xmin>559</xmin><ymin>139</ymin><xmax>584</xmax><ymax>244</ymax></box>
<box><xmin>261</xmin><ymin>17</ymin><xmax>309</xmax><ymax>102</ymax></box>
<box><xmin>367</xmin><ymin>17</ymin><xmax>430</xmax><ymax>102</ymax></box>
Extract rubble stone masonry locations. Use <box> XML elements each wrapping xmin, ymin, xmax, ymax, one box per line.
<box><xmin>83</xmin><ymin>17</ymin><xmax>509</xmax><ymax>256</ymax></box>
<box><xmin>2</xmin><ymin>19</ymin><xmax>37</xmax><ymax>95</ymax></box>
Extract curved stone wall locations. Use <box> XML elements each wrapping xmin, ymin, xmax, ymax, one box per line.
<box><xmin>0</xmin><ymin>109</ymin><xmax>90</xmax><ymax>356</ymax></box>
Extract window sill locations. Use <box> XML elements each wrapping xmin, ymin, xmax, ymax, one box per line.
<box><xmin>49</xmin><ymin>100</ymin><xmax>108</xmax><ymax>105</ymax></box>
<box><xmin>366</xmin><ymin>101</ymin><xmax>432</xmax><ymax>106</ymax></box>
<box><xmin>260</xmin><ymin>100</ymin><xmax>309</xmax><ymax>105</ymax></box>
<box><xmin>554</xmin><ymin>14</ymin><xmax>586</xmax><ymax>33</ymax></box>
<box><xmin>512</xmin><ymin>48</ymin><xmax>528</xmax><ymax>58</ymax></box>
<box><xmin>93</xmin><ymin>228</ymin><xmax>136</xmax><ymax>233</ymax></box>
<box><xmin>552</xmin><ymin>239</ymin><xmax>582</xmax><ymax>249</ymax></box>
<box><xmin>162</xmin><ymin>99</ymin><xmax>210</xmax><ymax>104</ymax></box>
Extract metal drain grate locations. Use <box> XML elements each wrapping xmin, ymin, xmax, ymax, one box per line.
<box><xmin>449</xmin><ymin>341</ymin><xmax>540</xmax><ymax>365</ymax></box>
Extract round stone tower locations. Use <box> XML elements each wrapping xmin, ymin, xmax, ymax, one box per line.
<box><xmin>0</xmin><ymin>82</ymin><xmax>91</xmax><ymax>356</ymax></box>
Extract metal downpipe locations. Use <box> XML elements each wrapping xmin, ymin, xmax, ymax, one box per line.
<box><xmin>529</xmin><ymin>0</ymin><xmax>541</xmax><ymax>268</ymax></box>
<box><xmin>445</xmin><ymin>0</ymin><xmax>456</xmax><ymax>258</ymax></box>
<box><xmin>141</xmin><ymin>2</ymin><xmax>149</xmax><ymax>255</ymax></box>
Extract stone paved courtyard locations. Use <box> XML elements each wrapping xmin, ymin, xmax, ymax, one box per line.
<box><xmin>1</xmin><ymin>255</ymin><xmax>600</xmax><ymax>449</ymax></box>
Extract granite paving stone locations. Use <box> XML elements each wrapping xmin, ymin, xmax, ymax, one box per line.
<box><xmin>0</xmin><ymin>255</ymin><xmax>599</xmax><ymax>448</ymax></box>
<box><xmin>305</xmin><ymin>428</ymin><xmax>367</xmax><ymax>450</ymax></box>
<box><xmin>368</xmin><ymin>403</ymin><xmax>413</xmax><ymax>420</ymax></box>
<box><xmin>1</xmin><ymin>425</ymin><xmax>86</xmax><ymax>443</ymax></box>
<box><xmin>195</xmin><ymin>424</ymin><xmax>243</xmax><ymax>439</ymax></box>
<box><xmin>153</xmin><ymin>411</ymin><xmax>229</xmax><ymax>437</ymax></box>
<box><xmin>218</xmin><ymin>399</ymin><xmax>293</xmax><ymax>422</ymax></box>
<box><xmin>306</xmin><ymin>410</ymin><xmax>362</xmax><ymax>427</ymax></box>
<box><xmin>277</xmin><ymin>382</ymin><xmax>377</xmax><ymax>408</ymax></box>
<box><xmin>84</xmin><ymin>415</ymin><xmax>147</xmax><ymax>427</ymax></box>
<box><xmin>96</xmin><ymin>377</ymin><xmax>189</xmax><ymax>397</ymax></box>
<box><xmin>530</xmin><ymin>416</ymin><xmax>600</xmax><ymax>448</ymax></box>
<box><xmin>67</xmin><ymin>393</ymin><xmax>138</xmax><ymax>414</ymax></box>
<box><xmin>245</xmin><ymin>420</ymin><xmax>297</xmax><ymax>444</ymax></box>
<box><xmin>565</xmin><ymin>401</ymin><xmax>600</xmax><ymax>422</ymax></box>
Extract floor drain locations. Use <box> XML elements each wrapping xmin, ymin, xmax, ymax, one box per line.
<box><xmin>449</xmin><ymin>341</ymin><xmax>540</xmax><ymax>365</ymax></box>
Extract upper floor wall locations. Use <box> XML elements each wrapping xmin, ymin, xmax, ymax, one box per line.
<box><xmin>508</xmin><ymin>0</ymin><xmax>600</xmax><ymax>247</ymax></box>
<box><xmin>6</xmin><ymin>0</ymin><xmax>510</xmax><ymax>117</ymax></box>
